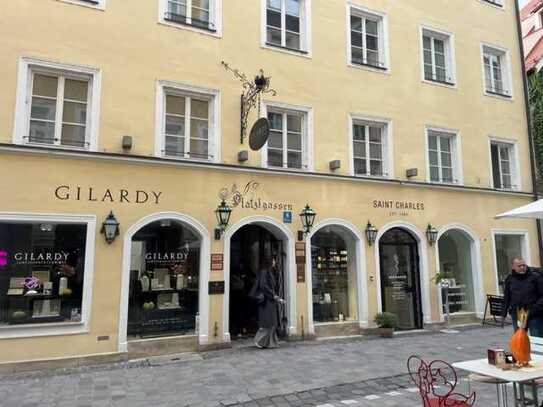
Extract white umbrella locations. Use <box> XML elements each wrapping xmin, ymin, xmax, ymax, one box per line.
<box><xmin>495</xmin><ymin>199</ymin><xmax>543</xmax><ymax>219</ymax></box>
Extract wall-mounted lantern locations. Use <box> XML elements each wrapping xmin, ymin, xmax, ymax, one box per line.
<box><xmin>426</xmin><ymin>224</ymin><xmax>439</xmax><ymax>246</ymax></box>
<box><xmin>298</xmin><ymin>204</ymin><xmax>316</xmax><ymax>241</ymax></box>
<box><xmin>101</xmin><ymin>211</ymin><xmax>120</xmax><ymax>244</ymax></box>
<box><xmin>365</xmin><ymin>221</ymin><xmax>378</xmax><ymax>246</ymax></box>
<box><xmin>214</xmin><ymin>199</ymin><xmax>232</xmax><ymax>240</ymax></box>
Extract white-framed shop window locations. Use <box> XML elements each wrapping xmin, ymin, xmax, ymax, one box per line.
<box><xmin>56</xmin><ymin>0</ymin><xmax>106</xmax><ymax>10</ymax></box>
<box><xmin>347</xmin><ymin>3</ymin><xmax>389</xmax><ymax>72</ymax></box>
<box><xmin>13</xmin><ymin>57</ymin><xmax>101</xmax><ymax>151</ymax></box>
<box><xmin>158</xmin><ymin>0</ymin><xmax>223</xmax><ymax>37</ymax></box>
<box><xmin>489</xmin><ymin>138</ymin><xmax>520</xmax><ymax>190</ymax></box>
<box><xmin>0</xmin><ymin>212</ymin><xmax>96</xmax><ymax>339</ymax></box>
<box><xmin>261</xmin><ymin>101</ymin><xmax>313</xmax><ymax>170</ymax></box>
<box><xmin>420</xmin><ymin>26</ymin><xmax>456</xmax><ymax>86</ymax></box>
<box><xmin>155</xmin><ymin>80</ymin><xmax>220</xmax><ymax>163</ymax></box>
<box><xmin>491</xmin><ymin>229</ymin><xmax>530</xmax><ymax>294</ymax></box>
<box><xmin>481</xmin><ymin>43</ymin><xmax>513</xmax><ymax>98</ymax></box>
<box><xmin>349</xmin><ymin>114</ymin><xmax>393</xmax><ymax>178</ymax></box>
<box><xmin>261</xmin><ymin>0</ymin><xmax>312</xmax><ymax>56</ymax></box>
<box><xmin>425</xmin><ymin>127</ymin><xmax>463</xmax><ymax>185</ymax></box>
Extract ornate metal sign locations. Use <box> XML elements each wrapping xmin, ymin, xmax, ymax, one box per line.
<box><xmin>221</xmin><ymin>61</ymin><xmax>277</xmax><ymax>144</ymax></box>
<box><xmin>249</xmin><ymin>117</ymin><xmax>270</xmax><ymax>150</ymax></box>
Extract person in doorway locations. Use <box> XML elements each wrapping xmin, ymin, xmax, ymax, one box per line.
<box><xmin>254</xmin><ymin>257</ymin><xmax>285</xmax><ymax>349</ymax></box>
<box><xmin>502</xmin><ymin>257</ymin><xmax>543</xmax><ymax>337</ymax></box>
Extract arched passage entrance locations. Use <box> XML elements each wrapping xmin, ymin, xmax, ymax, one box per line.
<box><xmin>437</xmin><ymin>225</ymin><xmax>484</xmax><ymax>317</ymax></box>
<box><xmin>119</xmin><ymin>212</ymin><xmax>210</xmax><ymax>352</ymax></box>
<box><xmin>223</xmin><ymin>216</ymin><xmax>296</xmax><ymax>342</ymax></box>
<box><xmin>378</xmin><ymin>227</ymin><xmax>423</xmax><ymax>330</ymax></box>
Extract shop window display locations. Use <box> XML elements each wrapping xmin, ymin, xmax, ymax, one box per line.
<box><xmin>128</xmin><ymin>220</ymin><xmax>200</xmax><ymax>338</ymax></box>
<box><xmin>0</xmin><ymin>222</ymin><xmax>87</xmax><ymax>326</ymax></box>
<box><xmin>495</xmin><ymin>234</ymin><xmax>524</xmax><ymax>293</ymax></box>
<box><xmin>311</xmin><ymin>226</ymin><xmax>357</xmax><ymax>323</ymax></box>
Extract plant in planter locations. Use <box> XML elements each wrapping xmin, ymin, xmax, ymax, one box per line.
<box><xmin>432</xmin><ymin>270</ymin><xmax>454</xmax><ymax>286</ymax></box>
<box><xmin>374</xmin><ymin>312</ymin><xmax>398</xmax><ymax>337</ymax></box>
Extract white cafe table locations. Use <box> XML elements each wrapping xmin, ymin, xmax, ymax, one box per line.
<box><xmin>453</xmin><ymin>355</ymin><xmax>543</xmax><ymax>407</ymax></box>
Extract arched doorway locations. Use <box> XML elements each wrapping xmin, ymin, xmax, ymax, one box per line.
<box><xmin>379</xmin><ymin>227</ymin><xmax>423</xmax><ymax>330</ymax></box>
<box><xmin>310</xmin><ymin>225</ymin><xmax>359</xmax><ymax>324</ymax></box>
<box><xmin>437</xmin><ymin>229</ymin><xmax>477</xmax><ymax>314</ymax></box>
<box><xmin>126</xmin><ymin>218</ymin><xmax>202</xmax><ymax>340</ymax></box>
<box><xmin>229</xmin><ymin>224</ymin><xmax>284</xmax><ymax>339</ymax></box>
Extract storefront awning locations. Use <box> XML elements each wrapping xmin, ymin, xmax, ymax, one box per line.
<box><xmin>495</xmin><ymin>199</ymin><xmax>543</xmax><ymax>219</ymax></box>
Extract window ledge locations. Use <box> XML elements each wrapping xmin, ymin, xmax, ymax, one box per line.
<box><xmin>56</xmin><ymin>0</ymin><xmax>105</xmax><ymax>10</ymax></box>
<box><xmin>348</xmin><ymin>62</ymin><xmax>390</xmax><ymax>75</ymax></box>
<box><xmin>22</xmin><ymin>141</ymin><xmax>91</xmax><ymax>152</ymax></box>
<box><xmin>0</xmin><ymin>321</ymin><xmax>88</xmax><ymax>339</ymax></box>
<box><xmin>161</xmin><ymin>154</ymin><xmax>215</xmax><ymax>164</ymax></box>
<box><xmin>484</xmin><ymin>90</ymin><xmax>513</xmax><ymax>100</ymax></box>
<box><xmin>422</xmin><ymin>78</ymin><xmax>457</xmax><ymax>89</ymax></box>
<box><xmin>354</xmin><ymin>173</ymin><xmax>392</xmax><ymax>181</ymax></box>
<box><xmin>163</xmin><ymin>17</ymin><xmax>217</xmax><ymax>33</ymax></box>
<box><xmin>429</xmin><ymin>180</ymin><xmax>463</xmax><ymax>187</ymax></box>
<box><xmin>479</xmin><ymin>0</ymin><xmax>505</xmax><ymax>10</ymax></box>
<box><xmin>266</xmin><ymin>164</ymin><xmax>310</xmax><ymax>172</ymax></box>
<box><xmin>158</xmin><ymin>19</ymin><xmax>222</xmax><ymax>38</ymax></box>
<box><xmin>262</xmin><ymin>43</ymin><xmax>312</xmax><ymax>59</ymax></box>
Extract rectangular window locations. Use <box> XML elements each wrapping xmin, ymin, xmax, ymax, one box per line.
<box><xmin>267</xmin><ymin>109</ymin><xmax>305</xmax><ymax>169</ymax></box>
<box><xmin>494</xmin><ymin>234</ymin><xmax>524</xmax><ymax>293</ymax></box>
<box><xmin>482</xmin><ymin>45</ymin><xmax>511</xmax><ymax>97</ymax></box>
<box><xmin>0</xmin><ymin>221</ymin><xmax>88</xmax><ymax>327</ymax></box>
<box><xmin>422</xmin><ymin>28</ymin><xmax>455</xmax><ymax>85</ymax></box>
<box><xmin>157</xmin><ymin>81</ymin><xmax>219</xmax><ymax>162</ymax></box>
<box><xmin>349</xmin><ymin>7</ymin><xmax>387</xmax><ymax>69</ymax></box>
<box><xmin>427</xmin><ymin>130</ymin><xmax>458</xmax><ymax>184</ymax></box>
<box><xmin>161</xmin><ymin>0</ymin><xmax>220</xmax><ymax>33</ymax></box>
<box><xmin>490</xmin><ymin>141</ymin><xmax>516</xmax><ymax>189</ymax></box>
<box><xmin>164</xmin><ymin>94</ymin><xmax>209</xmax><ymax>160</ymax></box>
<box><xmin>265</xmin><ymin>0</ymin><xmax>308</xmax><ymax>52</ymax></box>
<box><xmin>352</xmin><ymin>122</ymin><xmax>386</xmax><ymax>177</ymax></box>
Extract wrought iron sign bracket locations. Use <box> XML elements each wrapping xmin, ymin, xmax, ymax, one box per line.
<box><xmin>221</xmin><ymin>61</ymin><xmax>277</xmax><ymax>144</ymax></box>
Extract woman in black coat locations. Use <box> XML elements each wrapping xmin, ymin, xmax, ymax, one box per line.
<box><xmin>254</xmin><ymin>257</ymin><xmax>284</xmax><ymax>349</ymax></box>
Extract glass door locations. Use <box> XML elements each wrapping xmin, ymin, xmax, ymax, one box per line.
<box><xmin>379</xmin><ymin>228</ymin><xmax>422</xmax><ymax>330</ymax></box>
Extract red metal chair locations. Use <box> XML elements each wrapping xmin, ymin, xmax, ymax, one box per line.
<box><xmin>407</xmin><ymin>355</ymin><xmax>476</xmax><ymax>407</ymax></box>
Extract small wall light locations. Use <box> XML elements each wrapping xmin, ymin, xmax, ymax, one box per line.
<box><xmin>298</xmin><ymin>204</ymin><xmax>316</xmax><ymax>241</ymax></box>
<box><xmin>214</xmin><ymin>199</ymin><xmax>232</xmax><ymax>240</ymax></box>
<box><xmin>365</xmin><ymin>221</ymin><xmax>378</xmax><ymax>246</ymax></box>
<box><xmin>426</xmin><ymin>223</ymin><xmax>438</xmax><ymax>246</ymax></box>
<box><xmin>101</xmin><ymin>211</ymin><xmax>120</xmax><ymax>244</ymax></box>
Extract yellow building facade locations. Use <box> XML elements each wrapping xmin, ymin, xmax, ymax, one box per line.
<box><xmin>0</xmin><ymin>0</ymin><xmax>540</xmax><ymax>364</ymax></box>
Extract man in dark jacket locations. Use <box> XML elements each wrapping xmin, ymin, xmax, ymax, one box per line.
<box><xmin>503</xmin><ymin>257</ymin><xmax>543</xmax><ymax>337</ymax></box>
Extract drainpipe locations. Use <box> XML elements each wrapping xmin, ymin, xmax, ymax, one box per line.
<box><xmin>514</xmin><ymin>0</ymin><xmax>543</xmax><ymax>263</ymax></box>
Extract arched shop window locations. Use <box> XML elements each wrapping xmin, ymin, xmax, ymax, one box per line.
<box><xmin>128</xmin><ymin>219</ymin><xmax>200</xmax><ymax>338</ymax></box>
<box><xmin>0</xmin><ymin>221</ymin><xmax>88</xmax><ymax>325</ymax></box>
<box><xmin>311</xmin><ymin>226</ymin><xmax>358</xmax><ymax>323</ymax></box>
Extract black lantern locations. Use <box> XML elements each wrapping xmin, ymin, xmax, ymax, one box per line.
<box><xmin>298</xmin><ymin>204</ymin><xmax>316</xmax><ymax>241</ymax></box>
<box><xmin>365</xmin><ymin>221</ymin><xmax>378</xmax><ymax>246</ymax></box>
<box><xmin>426</xmin><ymin>224</ymin><xmax>438</xmax><ymax>246</ymax></box>
<box><xmin>101</xmin><ymin>211</ymin><xmax>120</xmax><ymax>244</ymax></box>
<box><xmin>215</xmin><ymin>199</ymin><xmax>232</xmax><ymax>239</ymax></box>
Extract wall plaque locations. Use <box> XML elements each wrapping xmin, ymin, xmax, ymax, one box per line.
<box><xmin>211</xmin><ymin>253</ymin><xmax>223</xmax><ymax>271</ymax></box>
<box><xmin>297</xmin><ymin>264</ymin><xmax>305</xmax><ymax>283</ymax></box>
<box><xmin>295</xmin><ymin>242</ymin><xmax>306</xmax><ymax>264</ymax></box>
<box><xmin>208</xmin><ymin>281</ymin><xmax>225</xmax><ymax>294</ymax></box>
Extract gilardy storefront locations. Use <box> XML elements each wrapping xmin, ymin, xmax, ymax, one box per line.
<box><xmin>0</xmin><ymin>153</ymin><xmax>539</xmax><ymax>365</ymax></box>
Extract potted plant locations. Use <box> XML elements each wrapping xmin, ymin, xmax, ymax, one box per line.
<box><xmin>432</xmin><ymin>270</ymin><xmax>454</xmax><ymax>286</ymax></box>
<box><xmin>374</xmin><ymin>312</ymin><xmax>398</xmax><ymax>337</ymax></box>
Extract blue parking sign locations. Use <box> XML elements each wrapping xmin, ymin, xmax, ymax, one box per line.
<box><xmin>283</xmin><ymin>211</ymin><xmax>292</xmax><ymax>224</ymax></box>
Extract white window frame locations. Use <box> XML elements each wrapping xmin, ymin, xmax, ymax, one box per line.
<box><xmin>491</xmin><ymin>229</ymin><xmax>530</xmax><ymax>294</ymax></box>
<box><xmin>260</xmin><ymin>0</ymin><xmax>312</xmax><ymax>58</ymax></box>
<box><xmin>419</xmin><ymin>25</ymin><xmax>457</xmax><ymax>88</ymax></box>
<box><xmin>0</xmin><ymin>212</ymin><xmax>96</xmax><ymax>339</ymax></box>
<box><xmin>13</xmin><ymin>57</ymin><xmax>101</xmax><ymax>151</ymax></box>
<box><xmin>424</xmin><ymin>126</ymin><xmax>463</xmax><ymax>185</ymax></box>
<box><xmin>56</xmin><ymin>0</ymin><xmax>106</xmax><ymax>10</ymax></box>
<box><xmin>261</xmin><ymin>100</ymin><xmax>313</xmax><ymax>171</ymax></box>
<box><xmin>155</xmin><ymin>80</ymin><xmax>221</xmax><ymax>163</ymax></box>
<box><xmin>346</xmin><ymin>2</ymin><xmax>390</xmax><ymax>73</ymax></box>
<box><xmin>348</xmin><ymin>114</ymin><xmax>393</xmax><ymax>179</ymax></box>
<box><xmin>480</xmin><ymin>42</ymin><xmax>513</xmax><ymax>99</ymax></box>
<box><xmin>488</xmin><ymin>137</ymin><xmax>521</xmax><ymax>191</ymax></box>
<box><xmin>158</xmin><ymin>0</ymin><xmax>223</xmax><ymax>38</ymax></box>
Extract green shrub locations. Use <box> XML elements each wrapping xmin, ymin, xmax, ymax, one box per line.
<box><xmin>374</xmin><ymin>312</ymin><xmax>398</xmax><ymax>329</ymax></box>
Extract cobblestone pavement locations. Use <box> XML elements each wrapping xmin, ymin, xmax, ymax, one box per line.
<box><xmin>0</xmin><ymin>326</ymin><xmax>521</xmax><ymax>407</ymax></box>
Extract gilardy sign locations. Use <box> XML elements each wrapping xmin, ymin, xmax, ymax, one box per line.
<box><xmin>11</xmin><ymin>251</ymin><xmax>69</xmax><ymax>265</ymax></box>
<box><xmin>54</xmin><ymin>185</ymin><xmax>162</xmax><ymax>204</ymax></box>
